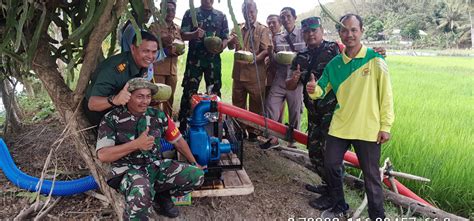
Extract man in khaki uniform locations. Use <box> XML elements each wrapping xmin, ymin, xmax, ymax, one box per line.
<box><xmin>228</xmin><ymin>0</ymin><xmax>271</xmax><ymax>141</ymax></box>
<box><xmin>150</xmin><ymin>0</ymin><xmax>183</xmax><ymax>117</ymax></box>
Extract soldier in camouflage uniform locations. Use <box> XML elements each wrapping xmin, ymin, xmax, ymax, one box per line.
<box><xmin>96</xmin><ymin>78</ymin><xmax>204</xmax><ymax>220</ymax></box>
<box><xmin>178</xmin><ymin>0</ymin><xmax>229</xmax><ymax>132</ymax></box>
<box><xmin>286</xmin><ymin>17</ymin><xmax>341</xmax><ymax>210</ymax></box>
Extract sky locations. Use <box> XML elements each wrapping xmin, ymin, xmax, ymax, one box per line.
<box><xmin>170</xmin><ymin>0</ymin><xmax>333</xmax><ymax>27</ymax></box>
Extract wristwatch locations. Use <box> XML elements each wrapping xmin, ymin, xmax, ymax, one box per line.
<box><xmin>107</xmin><ymin>95</ymin><xmax>117</xmax><ymax>107</ymax></box>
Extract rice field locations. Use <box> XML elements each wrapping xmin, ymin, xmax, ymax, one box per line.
<box><xmin>176</xmin><ymin>52</ymin><xmax>474</xmax><ymax>217</ymax></box>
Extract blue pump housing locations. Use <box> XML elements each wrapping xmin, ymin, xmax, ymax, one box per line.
<box><xmin>188</xmin><ymin>100</ymin><xmax>231</xmax><ymax>167</ymax></box>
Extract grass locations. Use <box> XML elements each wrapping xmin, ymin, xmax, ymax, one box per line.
<box><xmin>175</xmin><ymin>52</ymin><xmax>474</xmax><ymax>218</ymax></box>
<box><xmin>382</xmin><ymin>56</ymin><xmax>474</xmax><ymax>218</ymax></box>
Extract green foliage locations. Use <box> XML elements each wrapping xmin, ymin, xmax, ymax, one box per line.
<box><xmin>365</xmin><ymin>18</ymin><xmax>385</xmax><ymax>40</ymax></box>
<box><xmin>401</xmin><ymin>22</ymin><xmax>421</xmax><ymax>40</ymax></box>
<box><xmin>384</xmin><ymin>56</ymin><xmax>474</xmax><ymax>217</ymax></box>
<box><xmin>18</xmin><ymin>92</ymin><xmax>55</xmax><ymax>123</ymax></box>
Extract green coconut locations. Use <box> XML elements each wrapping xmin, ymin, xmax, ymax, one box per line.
<box><xmin>234</xmin><ymin>50</ymin><xmax>254</xmax><ymax>63</ymax></box>
<box><xmin>275</xmin><ymin>51</ymin><xmax>296</xmax><ymax>65</ymax></box>
<box><xmin>204</xmin><ymin>35</ymin><xmax>223</xmax><ymax>53</ymax></box>
<box><xmin>153</xmin><ymin>83</ymin><xmax>172</xmax><ymax>101</ymax></box>
<box><xmin>173</xmin><ymin>39</ymin><xmax>185</xmax><ymax>55</ymax></box>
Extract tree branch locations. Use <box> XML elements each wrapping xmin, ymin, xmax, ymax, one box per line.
<box><xmin>73</xmin><ymin>0</ymin><xmax>128</xmax><ymax>101</ymax></box>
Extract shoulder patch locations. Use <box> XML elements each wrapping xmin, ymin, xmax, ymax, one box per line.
<box><xmin>116</xmin><ymin>63</ymin><xmax>127</xmax><ymax>73</ymax></box>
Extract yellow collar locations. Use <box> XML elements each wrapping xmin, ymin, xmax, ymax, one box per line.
<box><xmin>342</xmin><ymin>45</ymin><xmax>367</xmax><ymax>64</ymax></box>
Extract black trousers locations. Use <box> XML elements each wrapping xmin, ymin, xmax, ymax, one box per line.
<box><xmin>325</xmin><ymin>135</ymin><xmax>385</xmax><ymax>219</ymax></box>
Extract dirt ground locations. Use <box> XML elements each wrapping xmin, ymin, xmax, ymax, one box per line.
<box><xmin>0</xmin><ymin>120</ymin><xmax>327</xmax><ymax>220</ymax></box>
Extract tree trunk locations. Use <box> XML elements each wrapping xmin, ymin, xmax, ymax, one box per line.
<box><xmin>0</xmin><ymin>78</ymin><xmax>23</xmax><ymax>135</ymax></box>
<box><xmin>30</xmin><ymin>1</ymin><xmax>129</xmax><ymax>219</ymax></box>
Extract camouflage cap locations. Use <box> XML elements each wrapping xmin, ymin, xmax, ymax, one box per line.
<box><xmin>301</xmin><ymin>17</ymin><xmax>322</xmax><ymax>31</ymax></box>
<box><xmin>127</xmin><ymin>78</ymin><xmax>159</xmax><ymax>95</ymax></box>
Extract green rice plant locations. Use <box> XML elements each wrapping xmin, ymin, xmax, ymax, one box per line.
<box><xmin>383</xmin><ymin>56</ymin><xmax>474</xmax><ymax>217</ymax></box>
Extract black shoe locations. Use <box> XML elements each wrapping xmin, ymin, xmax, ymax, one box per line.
<box><xmin>156</xmin><ymin>194</ymin><xmax>180</xmax><ymax>218</ymax></box>
<box><xmin>305</xmin><ymin>184</ymin><xmax>328</xmax><ymax>195</ymax></box>
<box><xmin>321</xmin><ymin>203</ymin><xmax>350</xmax><ymax>220</ymax></box>
<box><xmin>308</xmin><ymin>195</ymin><xmax>333</xmax><ymax>210</ymax></box>
<box><xmin>259</xmin><ymin>140</ymin><xmax>279</xmax><ymax>150</ymax></box>
<box><xmin>247</xmin><ymin>133</ymin><xmax>258</xmax><ymax>142</ymax></box>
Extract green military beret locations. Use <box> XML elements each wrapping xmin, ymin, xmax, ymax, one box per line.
<box><xmin>127</xmin><ymin>78</ymin><xmax>159</xmax><ymax>95</ymax></box>
<box><xmin>301</xmin><ymin>16</ymin><xmax>322</xmax><ymax>31</ymax></box>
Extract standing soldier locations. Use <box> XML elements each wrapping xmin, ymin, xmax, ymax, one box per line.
<box><xmin>96</xmin><ymin>78</ymin><xmax>204</xmax><ymax>219</ymax></box>
<box><xmin>178</xmin><ymin>0</ymin><xmax>229</xmax><ymax>132</ymax></box>
<box><xmin>150</xmin><ymin>0</ymin><xmax>183</xmax><ymax>117</ymax></box>
<box><xmin>228</xmin><ymin>0</ymin><xmax>271</xmax><ymax>141</ymax></box>
<box><xmin>286</xmin><ymin>17</ymin><xmax>341</xmax><ymax>210</ymax></box>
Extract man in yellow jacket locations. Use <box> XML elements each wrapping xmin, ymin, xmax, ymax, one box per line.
<box><xmin>306</xmin><ymin>14</ymin><xmax>394</xmax><ymax>220</ymax></box>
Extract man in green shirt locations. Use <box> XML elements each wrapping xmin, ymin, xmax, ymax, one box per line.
<box><xmin>307</xmin><ymin>14</ymin><xmax>394</xmax><ymax>219</ymax></box>
<box><xmin>83</xmin><ymin>31</ymin><xmax>159</xmax><ymax>126</ymax></box>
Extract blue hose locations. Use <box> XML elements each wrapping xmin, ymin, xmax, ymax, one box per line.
<box><xmin>0</xmin><ymin>138</ymin><xmax>98</xmax><ymax>196</ymax></box>
<box><xmin>0</xmin><ymin>138</ymin><xmax>176</xmax><ymax>196</ymax></box>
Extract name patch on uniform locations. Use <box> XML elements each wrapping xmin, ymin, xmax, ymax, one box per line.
<box><xmin>116</xmin><ymin>63</ymin><xmax>127</xmax><ymax>73</ymax></box>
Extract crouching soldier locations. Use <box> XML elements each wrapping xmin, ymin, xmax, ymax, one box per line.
<box><xmin>96</xmin><ymin>78</ymin><xmax>204</xmax><ymax>220</ymax></box>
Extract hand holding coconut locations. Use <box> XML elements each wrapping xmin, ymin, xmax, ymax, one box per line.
<box><xmin>306</xmin><ymin>73</ymin><xmax>317</xmax><ymax>94</ymax></box>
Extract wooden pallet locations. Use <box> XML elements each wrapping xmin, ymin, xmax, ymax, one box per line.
<box><xmin>192</xmin><ymin>153</ymin><xmax>254</xmax><ymax>197</ymax></box>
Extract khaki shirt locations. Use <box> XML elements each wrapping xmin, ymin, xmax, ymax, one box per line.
<box><xmin>231</xmin><ymin>21</ymin><xmax>271</xmax><ymax>82</ymax></box>
<box><xmin>150</xmin><ymin>22</ymin><xmax>182</xmax><ymax>76</ymax></box>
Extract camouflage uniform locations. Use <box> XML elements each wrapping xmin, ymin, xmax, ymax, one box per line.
<box><xmin>178</xmin><ymin>6</ymin><xmax>229</xmax><ymax>130</ymax></box>
<box><xmin>289</xmin><ymin>40</ymin><xmax>340</xmax><ymax>180</ymax></box>
<box><xmin>96</xmin><ymin>106</ymin><xmax>204</xmax><ymax>220</ymax></box>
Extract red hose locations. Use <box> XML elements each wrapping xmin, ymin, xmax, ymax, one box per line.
<box><xmin>217</xmin><ymin>102</ymin><xmax>432</xmax><ymax>206</ymax></box>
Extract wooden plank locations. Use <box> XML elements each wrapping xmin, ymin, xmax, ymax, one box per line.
<box><xmin>219</xmin><ymin>153</ymin><xmax>230</xmax><ymax>166</ymax></box>
<box><xmin>236</xmin><ymin>168</ymin><xmax>252</xmax><ymax>187</ymax></box>
<box><xmin>192</xmin><ymin>185</ymin><xmax>254</xmax><ymax>197</ymax></box>
<box><xmin>222</xmin><ymin>170</ymin><xmax>242</xmax><ymax>188</ymax></box>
